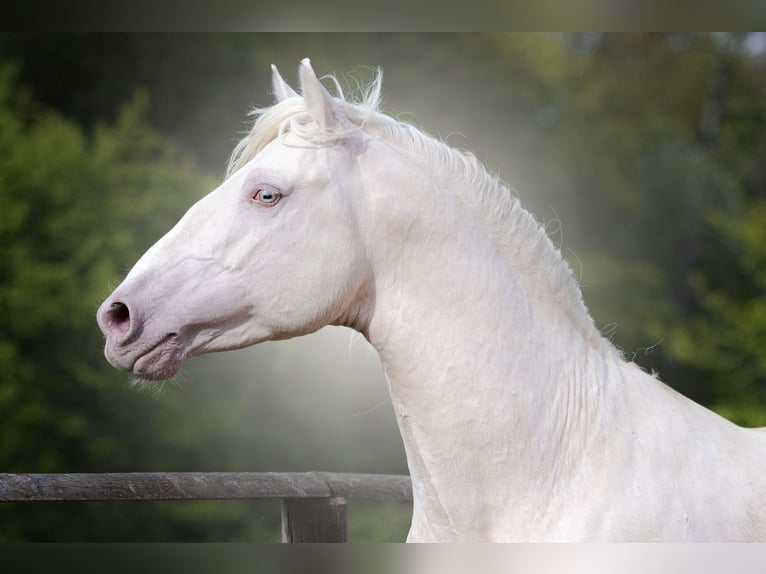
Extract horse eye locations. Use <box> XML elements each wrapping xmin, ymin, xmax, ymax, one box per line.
<box><xmin>252</xmin><ymin>187</ymin><xmax>282</xmax><ymax>206</ymax></box>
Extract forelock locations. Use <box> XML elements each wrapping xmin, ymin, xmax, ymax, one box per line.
<box><xmin>225</xmin><ymin>70</ymin><xmax>383</xmax><ymax>179</ymax></box>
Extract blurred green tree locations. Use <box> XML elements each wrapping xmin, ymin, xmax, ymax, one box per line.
<box><xmin>0</xmin><ymin>63</ymin><xmax>255</xmax><ymax>540</ymax></box>
<box><xmin>532</xmin><ymin>34</ymin><xmax>766</xmax><ymax>417</ymax></box>
<box><xmin>0</xmin><ymin>63</ymin><xmax>213</xmax><ymax>473</ymax></box>
<box><xmin>667</xmin><ymin>203</ymin><xmax>766</xmax><ymax>427</ymax></box>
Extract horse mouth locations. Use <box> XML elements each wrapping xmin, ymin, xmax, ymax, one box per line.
<box><xmin>130</xmin><ymin>333</ymin><xmax>185</xmax><ymax>381</ymax></box>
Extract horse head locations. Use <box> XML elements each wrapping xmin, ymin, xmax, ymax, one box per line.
<box><xmin>97</xmin><ymin>59</ymin><xmax>375</xmax><ymax>381</ymax></box>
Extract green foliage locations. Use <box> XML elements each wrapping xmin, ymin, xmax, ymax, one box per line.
<box><xmin>0</xmin><ymin>62</ymin><xmax>225</xmax><ymax>539</ymax></box>
<box><xmin>668</xmin><ymin>204</ymin><xmax>766</xmax><ymax>426</ymax></box>
<box><xmin>0</xmin><ymin>62</ymin><xmax>207</xmax><ymax>465</ymax></box>
<box><xmin>347</xmin><ymin>500</ymin><xmax>412</xmax><ymax>542</ymax></box>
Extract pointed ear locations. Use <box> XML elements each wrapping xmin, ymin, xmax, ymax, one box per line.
<box><xmin>271</xmin><ymin>64</ymin><xmax>298</xmax><ymax>103</ymax></box>
<box><xmin>298</xmin><ymin>58</ymin><xmax>349</xmax><ymax>131</ymax></box>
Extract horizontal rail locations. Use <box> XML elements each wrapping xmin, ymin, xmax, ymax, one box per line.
<box><xmin>0</xmin><ymin>472</ymin><xmax>412</xmax><ymax>503</ymax></box>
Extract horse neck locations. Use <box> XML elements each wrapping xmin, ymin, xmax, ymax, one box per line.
<box><xmin>356</xmin><ymin>162</ymin><xmax>620</xmax><ymax>538</ymax></box>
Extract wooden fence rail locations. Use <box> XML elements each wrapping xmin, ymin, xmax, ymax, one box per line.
<box><xmin>0</xmin><ymin>472</ymin><xmax>412</xmax><ymax>543</ymax></box>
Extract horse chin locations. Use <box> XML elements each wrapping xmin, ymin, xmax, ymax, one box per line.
<box><xmin>130</xmin><ymin>336</ymin><xmax>186</xmax><ymax>382</ymax></box>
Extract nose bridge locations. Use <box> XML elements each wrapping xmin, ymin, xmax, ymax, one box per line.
<box><xmin>97</xmin><ymin>212</ymin><xmax>186</xmax><ymax>343</ymax></box>
<box><xmin>134</xmin><ymin>192</ymin><xmax>228</xmax><ymax>273</ymax></box>
<box><xmin>125</xmin><ymin>216</ymin><xmax>191</xmax><ymax>282</ymax></box>
<box><xmin>99</xmin><ymin>235</ymin><xmax>232</xmax><ymax>334</ymax></box>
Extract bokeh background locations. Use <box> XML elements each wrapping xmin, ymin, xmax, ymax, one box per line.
<box><xmin>1</xmin><ymin>33</ymin><xmax>765</xmax><ymax>541</ymax></box>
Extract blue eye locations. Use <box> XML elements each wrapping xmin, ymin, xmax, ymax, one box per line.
<box><xmin>253</xmin><ymin>187</ymin><xmax>282</xmax><ymax>206</ymax></box>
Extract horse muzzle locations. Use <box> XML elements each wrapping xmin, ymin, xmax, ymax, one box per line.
<box><xmin>97</xmin><ymin>294</ymin><xmax>185</xmax><ymax>381</ymax></box>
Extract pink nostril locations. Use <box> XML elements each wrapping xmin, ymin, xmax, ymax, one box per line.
<box><xmin>98</xmin><ymin>295</ymin><xmax>143</xmax><ymax>346</ymax></box>
<box><xmin>106</xmin><ymin>301</ymin><xmax>131</xmax><ymax>333</ymax></box>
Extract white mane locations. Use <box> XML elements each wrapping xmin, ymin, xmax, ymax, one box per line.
<box><xmin>228</xmin><ymin>72</ymin><xmax>603</xmax><ymax>348</ymax></box>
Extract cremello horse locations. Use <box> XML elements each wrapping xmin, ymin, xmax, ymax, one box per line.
<box><xmin>97</xmin><ymin>59</ymin><xmax>766</xmax><ymax>542</ymax></box>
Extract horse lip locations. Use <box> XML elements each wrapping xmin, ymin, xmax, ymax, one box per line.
<box><xmin>105</xmin><ymin>332</ymin><xmax>182</xmax><ymax>378</ymax></box>
<box><xmin>130</xmin><ymin>332</ymin><xmax>177</xmax><ymax>367</ymax></box>
<box><xmin>130</xmin><ymin>332</ymin><xmax>184</xmax><ymax>381</ymax></box>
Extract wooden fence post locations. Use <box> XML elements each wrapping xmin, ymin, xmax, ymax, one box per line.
<box><xmin>280</xmin><ymin>497</ymin><xmax>348</xmax><ymax>543</ymax></box>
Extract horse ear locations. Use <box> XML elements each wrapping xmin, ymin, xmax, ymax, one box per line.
<box><xmin>298</xmin><ymin>58</ymin><xmax>349</xmax><ymax>131</ymax></box>
<box><xmin>271</xmin><ymin>64</ymin><xmax>298</xmax><ymax>103</ymax></box>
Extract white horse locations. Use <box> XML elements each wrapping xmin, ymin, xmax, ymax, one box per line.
<box><xmin>97</xmin><ymin>59</ymin><xmax>766</xmax><ymax>542</ymax></box>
